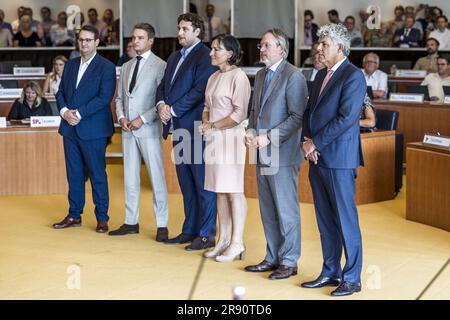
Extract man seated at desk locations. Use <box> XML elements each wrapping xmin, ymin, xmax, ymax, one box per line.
<box><xmin>7</xmin><ymin>80</ymin><xmax>52</xmax><ymax>120</ymax></box>
<box><xmin>362</xmin><ymin>52</ymin><xmax>387</xmax><ymax>99</ymax></box>
<box><xmin>421</xmin><ymin>54</ymin><xmax>450</xmax><ymax>102</ymax></box>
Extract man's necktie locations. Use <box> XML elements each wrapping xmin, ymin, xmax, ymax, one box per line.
<box><xmin>208</xmin><ymin>17</ymin><xmax>213</xmax><ymax>43</ymax></box>
<box><xmin>129</xmin><ymin>55</ymin><xmax>142</xmax><ymax>93</ymax></box>
<box><xmin>319</xmin><ymin>69</ymin><xmax>334</xmax><ymax>96</ymax></box>
<box><xmin>260</xmin><ymin>69</ymin><xmax>274</xmax><ymax>103</ymax></box>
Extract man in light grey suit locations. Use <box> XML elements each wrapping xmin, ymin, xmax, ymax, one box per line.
<box><xmin>109</xmin><ymin>23</ymin><xmax>169</xmax><ymax>242</ymax></box>
<box><xmin>244</xmin><ymin>29</ymin><xmax>308</xmax><ymax>280</ymax></box>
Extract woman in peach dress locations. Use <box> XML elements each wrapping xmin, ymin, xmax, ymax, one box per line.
<box><xmin>199</xmin><ymin>34</ymin><xmax>251</xmax><ymax>262</ymax></box>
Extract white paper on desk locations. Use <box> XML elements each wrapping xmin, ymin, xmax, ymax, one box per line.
<box><xmin>30</xmin><ymin>116</ymin><xmax>61</xmax><ymax>127</ymax></box>
<box><xmin>13</xmin><ymin>67</ymin><xmax>45</xmax><ymax>76</ymax></box>
<box><xmin>389</xmin><ymin>93</ymin><xmax>424</xmax><ymax>103</ymax></box>
<box><xmin>395</xmin><ymin>70</ymin><xmax>427</xmax><ymax>77</ymax></box>
<box><xmin>0</xmin><ymin>88</ymin><xmax>23</xmax><ymax>98</ymax></box>
<box><xmin>0</xmin><ymin>117</ymin><xmax>6</xmax><ymax>128</ymax></box>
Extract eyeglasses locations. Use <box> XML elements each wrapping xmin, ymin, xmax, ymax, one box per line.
<box><xmin>78</xmin><ymin>38</ymin><xmax>95</xmax><ymax>44</ymax></box>
<box><xmin>365</xmin><ymin>61</ymin><xmax>378</xmax><ymax>65</ymax></box>
<box><xmin>257</xmin><ymin>43</ymin><xmax>279</xmax><ymax>50</ymax></box>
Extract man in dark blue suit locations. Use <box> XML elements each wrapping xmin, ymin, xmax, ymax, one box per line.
<box><xmin>156</xmin><ymin>13</ymin><xmax>217</xmax><ymax>250</ymax></box>
<box><xmin>393</xmin><ymin>15</ymin><xmax>422</xmax><ymax>47</ymax></box>
<box><xmin>53</xmin><ymin>25</ymin><xmax>116</xmax><ymax>233</ymax></box>
<box><xmin>300</xmin><ymin>24</ymin><xmax>366</xmax><ymax>296</ymax></box>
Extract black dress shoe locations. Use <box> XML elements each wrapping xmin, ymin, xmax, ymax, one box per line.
<box><xmin>269</xmin><ymin>265</ymin><xmax>298</xmax><ymax>280</ymax></box>
<box><xmin>330</xmin><ymin>281</ymin><xmax>361</xmax><ymax>297</ymax></box>
<box><xmin>164</xmin><ymin>233</ymin><xmax>195</xmax><ymax>245</ymax></box>
<box><xmin>96</xmin><ymin>221</ymin><xmax>109</xmax><ymax>233</ymax></box>
<box><xmin>156</xmin><ymin>227</ymin><xmax>169</xmax><ymax>242</ymax></box>
<box><xmin>301</xmin><ymin>276</ymin><xmax>341</xmax><ymax>288</ymax></box>
<box><xmin>185</xmin><ymin>236</ymin><xmax>215</xmax><ymax>251</ymax></box>
<box><xmin>53</xmin><ymin>216</ymin><xmax>81</xmax><ymax>229</ymax></box>
<box><xmin>108</xmin><ymin>224</ymin><xmax>139</xmax><ymax>236</ymax></box>
<box><xmin>245</xmin><ymin>260</ymin><xmax>278</xmax><ymax>273</ymax></box>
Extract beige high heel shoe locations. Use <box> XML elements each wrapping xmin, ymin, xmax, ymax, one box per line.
<box><xmin>203</xmin><ymin>242</ymin><xmax>230</xmax><ymax>259</ymax></box>
<box><xmin>215</xmin><ymin>243</ymin><xmax>245</xmax><ymax>262</ymax></box>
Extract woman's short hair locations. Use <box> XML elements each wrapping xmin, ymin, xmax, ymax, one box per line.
<box><xmin>20</xmin><ymin>80</ymin><xmax>44</xmax><ymax>107</ymax></box>
<box><xmin>211</xmin><ymin>34</ymin><xmax>242</xmax><ymax>65</ymax></box>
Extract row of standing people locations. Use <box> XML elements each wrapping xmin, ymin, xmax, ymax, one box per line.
<box><xmin>51</xmin><ymin>15</ymin><xmax>365</xmax><ymax>297</ymax></box>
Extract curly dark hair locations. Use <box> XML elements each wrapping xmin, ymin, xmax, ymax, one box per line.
<box><xmin>177</xmin><ymin>12</ymin><xmax>204</xmax><ymax>40</ymax></box>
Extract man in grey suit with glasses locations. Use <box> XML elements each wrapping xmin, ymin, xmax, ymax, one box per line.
<box><xmin>110</xmin><ymin>23</ymin><xmax>169</xmax><ymax>241</ymax></box>
<box><xmin>244</xmin><ymin>28</ymin><xmax>308</xmax><ymax>280</ymax></box>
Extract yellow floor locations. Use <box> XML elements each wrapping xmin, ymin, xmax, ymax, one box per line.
<box><xmin>0</xmin><ymin>164</ymin><xmax>449</xmax><ymax>300</ymax></box>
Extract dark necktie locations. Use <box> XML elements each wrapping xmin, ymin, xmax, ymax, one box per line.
<box><xmin>208</xmin><ymin>17</ymin><xmax>213</xmax><ymax>43</ymax></box>
<box><xmin>129</xmin><ymin>55</ymin><xmax>142</xmax><ymax>93</ymax></box>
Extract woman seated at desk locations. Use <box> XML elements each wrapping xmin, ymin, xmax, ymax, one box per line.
<box><xmin>7</xmin><ymin>81</ymin><xmax>52</xmax><ymax>120</ymax></box>
<box><xmin>360</xmin><ymin>93</ymin><xmax>376</xmax><ymax>131</ymax></box>
<box><xmin>43</xmin><ymin>55</ymin><xmax>67</xmax><ymax>94</ymax></box>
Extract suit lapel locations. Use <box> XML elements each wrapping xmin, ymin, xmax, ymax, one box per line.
<box><xmin>253</xmin><ymin>70</ymin><xmax>265</xmax><ymax>117</ymax></box>
<box><xmin>170</xmin><ymin>42</ymin><xmax>204</xmax><ymax>90</ymax></box>
<box><xmin>124</xmin><ymin>58</ymin><xmax>132</xmax><ymax>97</ymax></box>
<box><xmin>315</xmin><ymin>59</ymin><xmax>349</xmax><ymax>107</ymax></box>
<box><xmin>70</xmin><ymin>57</ymin><xmax>81</xmax><ymax>95</ymax></box>
<box><xmin>259</xmin><ymin>60</ymin><xmax>286</xmax><ymax>115</ymax></box>
<box><xmin>75</xmin><ymin>54</ymin><xmax>99</xmax><ymax>92</ymax></box>
<box><xmin>131</xmin><ymin>53</ymin><xmax>155</xmax><ymax>94</ymax></box>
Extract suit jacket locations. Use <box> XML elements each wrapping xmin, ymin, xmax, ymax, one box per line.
<box><xmin>116</xmin><ymin>52</ymin><xmax>166</xmax><ymax>138</ymax></box>
<box><xmin>156</xmin><ymin>42</ymin><xmax>217</xmax><ymax>140</ymax></box>
<box><xmin>56</xmin><ymin>53</ymin><xmax>116</xmax><ymax>140</ymax></box>
<box><xmin>393</xmin><ymin>28</ymin><xmax>421</xmax><ymax>47</ymax></box>
<box><xmin>302</xmin><ymin>58</ymin><xmax>366</xmax><ymax>169</ymax></box>
<box><xmin>248</xmin><ymin>59</ymin><xmax>308</xmax><ymax>167</ymax></box>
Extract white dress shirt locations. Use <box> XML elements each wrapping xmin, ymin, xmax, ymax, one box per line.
<box><xmin>430</xmin><ymin>28</ymin><xmax>450</xmax><ymax>50</ymax></box>
<box><xmin>60</xmin><ymin>53</ymin><xmax>97</xmax><ymax>119</ymax></box>
<box><xmin>363</xmin><ymin>69</ymin><xmax>388</xmax><ymax>96</ymax></box>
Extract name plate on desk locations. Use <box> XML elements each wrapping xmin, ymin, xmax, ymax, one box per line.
<box><xmin>30</xmin><ymin>116</ymin><xmax>61</xmax><ymax>127</ymax></box>
<box><xmin>389</xmin><ymin>93</ymin><xmax>424</xmax><ymax>103</ymax></box>
<box><xmin>0</xmin><ymin>117</ymin><xmax>6</xmax><ymax>128</ymax></box>
<box><xmin>13</xmin><ymin>67</ymin><xmax>45</xmax><ymax>76</ymax></box>
<box><xmin>0</xmin><ymin>88</ymin><xmax>22</xmax><ymax>98</ymax></box>
<box><xmin>395</xmin><ymin>70</ymin><xmax>427</xmax><ymax>77</ymax></box>
<box><xmin>444</xmin><ymin>96</ymin><xmax>450</xmax><ymax>105</ymax></box>
<box><xmin>423</xmin><ymin>133</ymin><xmax>450</xmax><ymax>148</ymax></box>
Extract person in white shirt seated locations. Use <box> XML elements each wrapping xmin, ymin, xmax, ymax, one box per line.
<box><xmin>362</xmin><ymin>52</ymin><xmax>388</xmax><ymax>99</ymax></box>
<box><xmin>429</xmin><ymin>15</ymin><xmax>450</xmax><ymax>50</ymax></box>
<box><xmin>421</xmin><ymin>54</ymin><xmax>450</xmax><ymax>102</ymax></box>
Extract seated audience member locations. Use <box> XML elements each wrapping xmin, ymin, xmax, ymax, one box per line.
<box><xmin>0</xmin><ymin>9</ymin><xmax>13</xmax><ymax>33</ymax></box>
<box><xmin>388</xmin><ymin>6</ymin><xmax>405</xmax><ymax>34</ymax></box>
<box><xmin>309</xmin><ymin>48</ymin><xmax>325</xmax><ymax>81</ymax></box>
<box><xmin>328</xmin><ymin>9</ymin><xmax>342</xmax><ymax>24</ymax></box>
<box><xmin>36</xmin><ymin>22</ymin><xmax>51</xmax><ymax>46</ymax></box>
<box><xmin>367</xmin><ymin>22</ymin><xmax>392</xmax><ymax>47</ymax></box>
<box><xmin>39</xmin><ymin>6</ymin><xmax>55</xmax><ymax>40</ymax></box>
<box><xmin>84</xmin><ymin>8</ymin><xmax>108</xmax><ymax>44</ymax></box>
<box><xmin>111</xmin><ymin>18</ymin><xmax>120</xmax><ymax>45</ymax></box>
<box><xmin>429</xmin><ymin>16</ymin><xmax>450</xmax><ymax>50</ymax></box>
<box><xmin>362</xmin><ymin>53</ymin><xmax>387</xmax><ymax>99</ymax></box>
<box><xmin>345</xmin><ymin>15</ymin><xmax>364</xmax><ymax>47</ymax></box>
<box><xmin>302</xmin><ymin>42</ymin><xmax>319</xmax><ymax>67</ymax></box>
<box><xmin>360</xmin><ymin>10</ymin><xmax>376</xmax><ymax>46</ymax></box>
<box><xmin>421</xmin><ymin>54</ymin><xmax>450</xmax><ymax>102</ymax></box>
<box><xmin>360</xmin><ymin>94</ymin><xmax>376</xmax><ymax>131</ymax></box>
<box><xmin>50</xmin><ymin>11</ymin><xmax>76</xmax><ymax>46</ymax></box>
<box><xmin>13</xmin><ymin>15</ymin><xmax>41</xmax><ymax>47</ymax></box>
<box><xmin>304</xmin><ymin>10</ymin><xmax>318</xmax><ymax>46</ymax></box>
<box><xmin>405</xmin><ymin>6</ymin><xmax>424</xmax><ymax>37</ymax></box>
<box><xmin>43</xmin><ymin>55</ymin><xmax>67</xmax><ymax>94</ymax></box>
<box><xmin>117</xmin><ymin>40</ymin><xmax>136</xmax><ymax>66</ymax></box>
<box><xmin>7</xmin><ymin>81</ymin><xmax>52</xmax><ymax>120</ymax></box>
<box><xmin>393</xmin><ymin>15</ymin><xmax>422</xmax><ymax>47</ymax></box>
<box><xmin>0</xmin><ymin>14</ymin><xmax>13</xmax><ymax>47</ymax></box>
<box><xmin>102</xmin><ymin>9</ymin><xmax>114</xmax><ymax>45</ymax></box>
<box><xmin>414</xmin><ymin>37</ymin><xmax>439</xmax><ymax>74</ymax></box>
<box><xmin>11</xmin><ymin>6</ymin><xmax>25</xmax><ymax>35</ymax></box>
<box><xmin>22</xmin><ymin>7</ymin><xmax>40</xmax><ymax>32</ymax></box>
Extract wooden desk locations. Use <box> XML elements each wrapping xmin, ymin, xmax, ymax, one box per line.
<box><xmin>162</xmin><ymin>130</ymin><xmax>396</xmax><ymax>205</ymax></box>
<box><xmin>406</xmin><ymin>142</ymin><xmax>450</xmax><ymax>232</ymax></box>
<box><xmin>373</xmin><ymin>100</ymin><xmax>450</xmax><ymax>162</ymax></box>
<box><xmin>0</xmin><ymin>126</ymin><xmax>67</xmax><ymax>196</ymax></box>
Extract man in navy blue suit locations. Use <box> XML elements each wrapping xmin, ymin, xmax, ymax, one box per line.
<box><xmin>300</xmin><ymin>24</ymin><xmax>366</xmax><ymax>296</ymax></box>
<box><xmin>53</xmin><ymin>25</ymin><xmax>116</xmax><ymax>233</ymax></box>
<box><xmin>393</xmin><ymin>15</ymin><xmax>422</xmax><ymax>47</ymax></box>
<box><xmin>156</xmin><ymin>13</ymin><xmax>217</xmax><ymax>250</ymax></box>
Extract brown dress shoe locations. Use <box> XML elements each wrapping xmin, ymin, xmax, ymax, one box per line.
<box><xmin>269</xmin><ymin>265</ymin><xmax>298</xmax><ymax>280</ymax></box>
<box><xmin>53</xmin><ymin>216</ymin><xmax>81</xmax><ymax>229</ymax></box>
<box><xmin>156</xmin><ymin>227</ymin><xmax>169</xmax><ymax>242</ymax></box>
<box><xmin>245</xmin><ymin>260</ymin><xmax>278</xmax><ymax>272</ymax></box>
<box><xmin>96</xmin><ymin>221</ymin><xmax>109</xmax><ymax>233</ymax></box>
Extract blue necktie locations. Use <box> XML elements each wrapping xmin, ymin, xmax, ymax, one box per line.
<box><xmin>260</xmin><ymin>69</ymin><xmax>273</xmax><ymax>104</ymax></box>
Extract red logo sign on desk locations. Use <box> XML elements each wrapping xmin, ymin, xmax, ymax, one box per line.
<box><xmin>30</xmin><ymin>116</ymin><xmax>61</xmax><ymax>127</ymax></box>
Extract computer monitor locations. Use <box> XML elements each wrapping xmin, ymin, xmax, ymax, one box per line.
<box><xmin>0</xmin><ymin>80</ymin><xmax>19</xmax><ymax>89</ymax></box>
<box><xmin>366</xmin><ymin>86</ymin><xmax>374</xmax><ymax>100</ymax></box>
<box><xmin>443</xmin><ymin>86</ymin><xmax>450</xmax><ymax>96</ymax></box>
<box><xmin>405</xmin><ymin>85</ymin><xmax>430</xmax><ymax>101</ymax></box>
